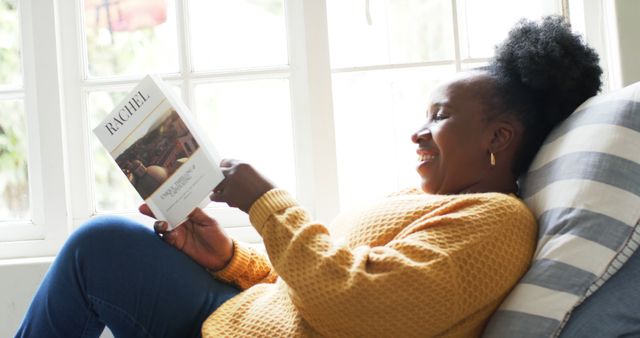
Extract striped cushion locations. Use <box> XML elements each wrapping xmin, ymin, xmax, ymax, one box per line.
<box><xmin>483</xmin><ymin>82</ymin><xmax>640</xmax><ymax>338</ymax></box>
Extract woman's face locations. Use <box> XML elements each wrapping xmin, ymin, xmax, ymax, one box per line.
<box><xmin>412</xmin><ymin>72</ymin><xmax>495</xmax><ymax>194</ymax></box>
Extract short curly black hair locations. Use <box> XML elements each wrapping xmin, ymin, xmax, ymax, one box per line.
<box><xmin>486</xmin><ymin>15</ymin><xmax>602</xmax><ymax>177</ymax></box>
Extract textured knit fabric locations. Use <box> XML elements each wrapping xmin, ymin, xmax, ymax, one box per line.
<box><xmin>202</xmin><ymin>189</ymin><xmax>536</xmax><ymax>337</ymax></box>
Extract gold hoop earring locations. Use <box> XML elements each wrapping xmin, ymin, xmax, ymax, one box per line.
<box><xmin>490</xmin><ymin>152</ymin><xmax>496</xmax><ymax>166</ymax></box>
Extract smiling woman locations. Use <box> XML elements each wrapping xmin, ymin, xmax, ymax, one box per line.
<box><xmin>412</xmin><ymin>71</ymin><xmax>519</xmax><ymax>195</ymax></box>
<box><xmin>16</xmin><ymin>16</ymin><xmax>604</xmax><ymax>338</ymax></box>
<box><xmin>413</xmin><ymin>13</ymin><xmax>601</xmax><ymax>198</ymax></box>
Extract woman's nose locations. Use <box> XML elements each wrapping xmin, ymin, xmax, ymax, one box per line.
<box><xmin>411</xmin><ymin>127</ymin><xmax>431</xmax><ymax>143</ymax></box>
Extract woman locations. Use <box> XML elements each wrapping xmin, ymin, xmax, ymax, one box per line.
<box><xmin>16</xmin><ymin>16</ymin><xmax>602</xmax><ymax>337</ymax></box>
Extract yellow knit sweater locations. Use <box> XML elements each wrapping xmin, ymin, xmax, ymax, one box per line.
<box><xmin>202</xmin><ymin>188</ymin><xmax>536</xmax><ymax>337</ymax></box>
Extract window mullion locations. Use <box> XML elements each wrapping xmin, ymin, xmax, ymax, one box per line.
<box><xmin>285</xmin><ymin>0</ymin><xmax>340</xmax><ymax>223</ymax></box>
<box><xmin>58</xmin><ymin>0</ymin><xmax>96</xmax><ymax>225</ymax></box>
<box><xmin>451</xmin><ymin>0</ymin><xmax>463</xmax><ymax>72</ymax></box>
<box><xmin>175</xmin><ymin>0</ymin><xmax>194</xmax><ymax>108</ymax></box>
<box><xmin>20</xmin><ymin>0</ymin><xmax>70</xmax><ymax>254</ymax></box>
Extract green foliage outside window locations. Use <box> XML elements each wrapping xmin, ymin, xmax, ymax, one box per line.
<box><xmin>0</xmin><ymin>0</ymin><xmax>20</xmax><ymax>85</ymax></box>
<box><xmin>0</xmin><ymin>0</ymin><xmax>29</xmax><ymax>220</ymax></box>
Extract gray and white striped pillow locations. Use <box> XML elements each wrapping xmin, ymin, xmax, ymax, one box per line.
<box><xmin>483</xmin><ymin>81</ymin><xmax>640</xmax><ymax>337</ymax></box>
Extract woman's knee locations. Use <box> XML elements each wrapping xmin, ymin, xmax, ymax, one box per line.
<box><xmin>62</xmin><ymin>215</ymin><xmax>153</xmax><ymax>258</ymax></box>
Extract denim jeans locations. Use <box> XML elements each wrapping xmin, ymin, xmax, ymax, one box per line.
<box><xmin>15</xmin><ymin>215</ymin><xmax>240</xmax><ymax>338</ymax></box>
<box><xmin>559</xmin><ymin>243</ymin><xmax>640</xmax><ymax>337</ymax></box>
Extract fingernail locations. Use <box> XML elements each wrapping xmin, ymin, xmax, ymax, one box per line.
<box><xmin>154</xmin><ymin>221</ymin><xmax>168</xmax><ymax>231</ymax></box>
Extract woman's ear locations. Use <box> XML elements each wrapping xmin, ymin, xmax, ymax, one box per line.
<box><xmin>487</xmin><ymin>119</ymin><xmax>518</xmax><ymax>153</ymax></box>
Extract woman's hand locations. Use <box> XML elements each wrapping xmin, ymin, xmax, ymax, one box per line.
<box><xmin>210</xmin><ymin>159</ymin><xmax>275</xmax><ymax>213</ymax></box>
<box><xmin>139</xmin><ymin>204</ymin><xmax>234</xmax><ymax>271</ymax></box>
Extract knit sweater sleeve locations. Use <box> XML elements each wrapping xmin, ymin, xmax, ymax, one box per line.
<box><xmin>211</xmin><ymin>240</ymin><xmax>278</xmax><ymax>290</ymax></box>
<box><xmin>248</xmin><ymin>189</ymin><xmax>536</xmax><ymax>337</ymax></box>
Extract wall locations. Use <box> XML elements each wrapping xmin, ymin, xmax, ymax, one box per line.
<box><xmin>614</xmin><ymin>0</ymin><xmax>640</xmax><ymax>86</ymax></box>
<box><xmin>0</xmin><ymin>259</ymin><xmax>50</xmax><ymax>336</ymax></box>
<box><xmin>0</xmin><ymin>259</ymin><xmax>112</xmax><ymax>337</ymax></box>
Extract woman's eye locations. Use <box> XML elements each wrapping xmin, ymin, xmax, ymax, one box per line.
<box><xmin>433</xmin><ymin>113</ymin><xmax>447</xmax><ymax>121</ymax></box>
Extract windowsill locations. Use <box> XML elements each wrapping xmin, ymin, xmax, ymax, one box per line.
<box><xmin>0</xmin><ymin>256</ymin><xmax>54</xmax><ymax>267</ymax></box>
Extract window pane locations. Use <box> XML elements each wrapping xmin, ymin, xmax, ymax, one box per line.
<box><xmin>189</xmin><ymin>0</ymin><xmax>287</xmax><ymax>71</ymax></box>
<box><xmin>332</xmin><ymin>66</ymin><xmax>455</xmax><ymax>210</ymax></box>
<box><xmin>87</xmin><ymin>90</ymin><xmax>143</xmax><ymax>212</ymax></box>
<box><xmin>459</xmin><ymin>0</ymin><xmax>562</xmax><ymax>59</ymax></box>
<box><xmin>0</xmin><ymin>0</ymin><xmax>22</xmax><ymax>86</ymax></box>
<box><xmin>0</xmin><ymin>99</ymin><xmax>29</xmax><ymax>220</ymax></box>
<box><xmin>327</xmin><ymin>0</ymin><xmax>454</xmax><ymax>68</ymax></box>
<box><xmin>83</xmin><ymin>0</ymin><xmax>179</xmax><ymax>77</ymax></box>
<box><xmin>461</xmin><ymin>61</ymin><xmax>489</xmax><ymax>70</ymax></box>
<box><xmin>193</xmin><ymin>79</ymin><xmax>295</xmax><ymax>194</ymax></box>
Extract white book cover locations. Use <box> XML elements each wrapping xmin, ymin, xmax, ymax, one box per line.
<box><xmin>93</xmin><ymin>75</ymin><xmax>224</xmax><ymax>229</ymax></box>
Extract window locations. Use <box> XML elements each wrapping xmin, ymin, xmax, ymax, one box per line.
<box><xmin>0</xmin><ymin>0</ymin><xmax>29</xmax><ymax>221</ymax></box>
<box><xmin>326</xmin><ymin>0</ymin><xmax>564</xmax><ymax>210</ymax></box>
<box><xmin>1</xmin><ymin>0</ymin><xmax>596</xmax><ymax>259</ymax></box>
<box><xmin>74</xmin><ymin>0</ymin><xmax>295</xmax><ymax>243</ymax></box>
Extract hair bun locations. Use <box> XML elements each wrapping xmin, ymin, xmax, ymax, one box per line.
<box><xmin>492</xmin><ymin>16</ymin><xmax>602</xmax><ymax>126</ymax></box>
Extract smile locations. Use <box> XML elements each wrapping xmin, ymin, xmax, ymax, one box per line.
<box><xmin>417</xmin><ymin>148</ymin><xmax>438</xmax><ymax>162</ymax></box>
<box><xmin>418</xmin><ymin>154</ymin><xmax>437</xmax><ymax>162</ymax></box>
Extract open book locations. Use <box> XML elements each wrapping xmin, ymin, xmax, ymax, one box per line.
<box><xmin>93</xmin><ymin>75</ymin><xmax>224</xmax><ymax>229</ymax></box>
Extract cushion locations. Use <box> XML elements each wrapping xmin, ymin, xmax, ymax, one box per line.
<box><xmin>483</xmin><ymin>81</ymin><xmax>640</xmax><ymax>338</ymax></box>
<box><xmin>557</xmin><ymin>233</ymin><xmax>640</xmax><ymax>337</ymax></box>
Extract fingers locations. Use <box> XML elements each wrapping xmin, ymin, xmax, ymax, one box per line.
<box><xmin>209</xmin><ymin>159</ymin><xmax>274</xmax><ymax>212</ymax></box>
<box><xmin>165</xmin><ymin>226</ymin><xmax>185</xmax><ymax>250</ymax></box>
<box><xmin>210</xmin><ymin>179</ymin><xmax>226</xmax><ymax>203</ymax></box>
<box><xmin>153</xmin><ymin>220</ymin><xmax>168</xmax><ymax>237</ymax></box>
<box><xmin>210</xmin><ymin>159</ymin><xmax>246</xmax><ymax>203</ymax></box>
<box><xmin>139</xmin><ymin>203</ymin><xmax>155</xmax><ymax>218</ymax></box>
<box><xmin>210</xmin><ymin>188</ymin><xmax>226</xmax><ymax>203</ymax></box>
<box><xmin>210</xmin><ymin>186</ymin><xmax>237</xmax><ymax>208</ymax></box>
<box><xmin>210</xmin><ymin>159</ymin><xmax>235</xmax><ymax>202</ymax></box>
<box><xmin>212</xmin><ymin>176</ymin><xmax>227</xmax><ymax>194</ymax></box>
<box><xmin>188</xmin><ymin>208</ymin><xmax>218</xmax><ymax>226</ymax></box>
<box><xmin>219</xmin><ymin>158</ymin><xmax>239</xmax><ymax>170</ymax></box>
<box><xmin>154</xmin><ymin>220</ymin><xmax>186</xmax><ymax>250</ymax></box>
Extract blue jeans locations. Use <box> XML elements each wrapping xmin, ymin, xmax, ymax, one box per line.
<box><xmin>15</xmin><ymin>216</ymin><xmax>240</xmax><ymax>338</ymax></box>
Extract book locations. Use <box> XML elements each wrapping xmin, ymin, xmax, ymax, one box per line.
<box><xmin>93</xmin><ymin>75</ymin><xmax>224</xmax><ymax>230</ymax></box>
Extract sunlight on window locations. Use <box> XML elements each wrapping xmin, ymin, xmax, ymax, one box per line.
<box><xmin>0</xmin><ymin>99</ymin><xmax>29</xmax><ymax>220</ymax></box>
<box><xmin>189</xmin><ymin>0</ymin><xmax>287</xmax><ymax>71</ymax></box>
<box><xmin>0</xmin><ymin>0</ymin><xmax>29</xmax><ymax>221</ymax></box>
<box><xmin>83</xmin><ymin>0</ymin><xmax>179</xmax><ymax>77</ymax></box>
<box><xmin>327</xmin><ymin>0</ymin><xmax>563</xmax><ymax>210</ymax></box>
<box><xmin>82</xmin><ymin>0</ymin><xmax>291</xmax><ymax>213</ymax></box>
<box><xmin>0</xmin><ymin>0</ymin><xmax>21</xmax><ymax>86</ymax></box>
<box><xmin>459</xmin><ymin>0</ymin><xmax>562</xmax><ymax>58</ymax></box>
<box><xmin>326</xmin><ymin>0</ymin><xmax>454</xmax><ymax>68</ymax></box>
<box><xmin>193</xmin><ymin>79</ymin><xmax>296</xmax><ymax>194</ymax></box>
<box><xmin>331</xmin><ymin>66</ymin><xmax>455</xmax><ymax>210</ymax></box>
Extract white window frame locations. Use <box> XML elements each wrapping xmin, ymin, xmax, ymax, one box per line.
<box><xmin>0</xmin><ymin>0</ymin><xmax>70</xmax><ymax>259</ymax></box>
<box><xmin>0</xmin><ymin>0</ymin><xmax>612</xmax><ymax>260</ymax></box>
